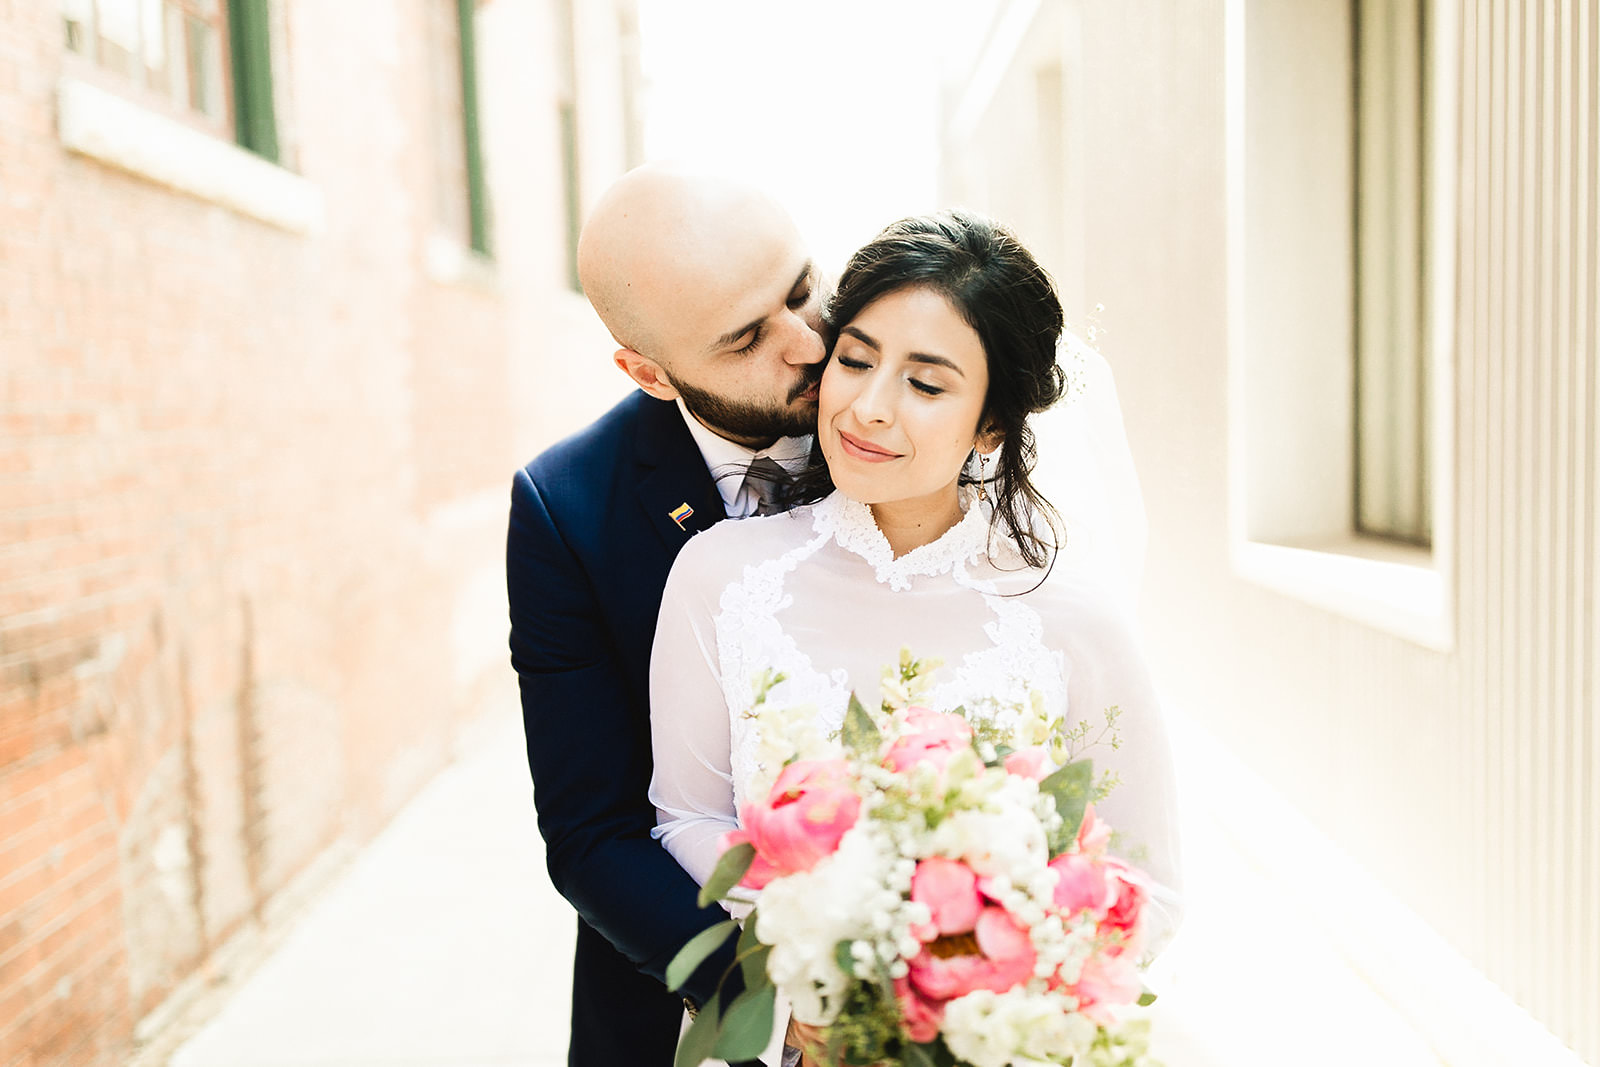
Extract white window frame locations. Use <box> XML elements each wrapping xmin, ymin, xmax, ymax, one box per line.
<box><xmin>1224</xmin><ymin>0</ymin><xmax>1458</xmax><ymax>650</ymax></box>
<box><xmin>57</xmin><ymin>75</ymin><xmax>322</xmax><ymax>234</ymax></box>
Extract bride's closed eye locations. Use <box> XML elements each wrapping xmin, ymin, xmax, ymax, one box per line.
<box><xmin>836</xmin><ymin>353</ymin><xmax>947</xmax><ymax>397</ymax></box>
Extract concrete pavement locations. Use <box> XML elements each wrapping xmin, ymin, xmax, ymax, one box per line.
<box><xmin>168</xmin><ymin>710</ymin><xmax>570</xmax><ymax>1067</ymax></box>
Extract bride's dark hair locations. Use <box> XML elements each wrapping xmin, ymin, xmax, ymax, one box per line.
<box><xmin>784</xmin><ymin>210</ymin><xmax>1066</xmax><ymax>567</ymax></box>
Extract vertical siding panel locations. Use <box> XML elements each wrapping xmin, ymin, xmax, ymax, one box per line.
<box><xmin>1523</xmin><ymin>0</ymin><xmax>1548</xmax><ymax>1023</ymax></box>
<box><xmin>1465</xmin><ymin>0</ymin><xmax>1493</xmax><ymax>971</ymax></box>
<box><xmin>1516</xmin><ymin>0</ymin><xmax>1538</xmax><ymax>1008</ymax></box>
<box><xmin>1455</xmin><ymin>0</ymin><xmax>1476</xmax><ymax>960</ymax></box>
<box><xmin>1493</xmin><ymin>0</ymin><xmax>1515</xmax><ymax>991</ymax></box>
<box><xmin>1580</xmin><ymin>2</ymin><xmax>1593</xmax><ymax>1062</ymax></box>
<box><xmin>1477</xmin><ymin>0</ymin><xmax>1495</xmax><ymax>971</ymax></box>
<box><xmin>1549</xmin><ymin>0</ymin><xmax>1573</xmax><ymax>1041</ymax></box>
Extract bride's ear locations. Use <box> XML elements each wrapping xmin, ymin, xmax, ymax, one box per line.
<box><xmin>976</xmin><ymin>422</ymin><xmax>1004</xmax><ymax>457</ymax></box>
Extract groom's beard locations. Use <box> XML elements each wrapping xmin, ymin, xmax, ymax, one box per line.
<box><xmin>672</xmin><ymin>365</ymin><xmax>821</xmax><ymax>442</ymax></box>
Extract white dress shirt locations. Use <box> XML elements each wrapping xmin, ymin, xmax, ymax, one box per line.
<box><xmin>674</xmin><ymin>399</ymin><xmax>812</xmax><ymax>518</ymax></box>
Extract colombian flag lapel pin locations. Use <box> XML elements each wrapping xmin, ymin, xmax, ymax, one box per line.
<box><xmin>669</xmin><ymin>503</ymin><xmax>694</xmax><ymax>530</ymax></box>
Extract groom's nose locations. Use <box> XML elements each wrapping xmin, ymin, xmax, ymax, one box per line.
<box><xmin>776</xmin><ymin>308</ymin><xmax>826</xmax><ymax>366</ymax></box>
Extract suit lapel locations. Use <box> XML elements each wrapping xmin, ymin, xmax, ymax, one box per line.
<box><xmin>634</xmin><ymin>397</ymin><xmax>724</xmax><ymax>550</ymax></box>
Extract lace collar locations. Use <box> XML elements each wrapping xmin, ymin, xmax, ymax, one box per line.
<box><xmin>810</xmin><ymin>490</ymin><xmax>989</xmax><ymax>591</ymax></box>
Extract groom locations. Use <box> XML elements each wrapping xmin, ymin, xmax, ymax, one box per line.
<box><xmin>506</xmin><ymin>165</ymin><xmax>825</xmax><ymax>1067</ymax></box>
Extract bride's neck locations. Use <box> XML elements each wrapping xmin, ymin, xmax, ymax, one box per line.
<box><xmin>868</xmin><ymin>490</ymin><xmax>966</xmax><ymax>559</ymax></box>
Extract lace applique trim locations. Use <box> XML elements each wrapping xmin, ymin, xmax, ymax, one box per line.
<box><xmin>810</xmin><ymin>491</ymin><xmax>989</xmax><ymax>592</ymax></box>
<box><xmin>713</xmin><ymin>524</ymin><xmax>849</xmax><ymax>808</ymax></box>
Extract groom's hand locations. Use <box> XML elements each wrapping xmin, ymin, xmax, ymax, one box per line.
<box><xmin>783</xmin><ymin>1017</ymin><xmax>827</xmax><ymax>1067</ymax></box>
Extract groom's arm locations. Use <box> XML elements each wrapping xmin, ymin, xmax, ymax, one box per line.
<box><xmin>506</xmin><ymin>466</ymin><xmax>734</xmax><ymax>1006</ymax></box>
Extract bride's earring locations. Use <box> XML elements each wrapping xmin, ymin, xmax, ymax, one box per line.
<box><xmin>976</xmin><ymin>451</ymin><xmax>989</xmax><ymax>503</ymax></box>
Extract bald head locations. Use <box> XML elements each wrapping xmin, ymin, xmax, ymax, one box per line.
<box><xmin>577</xmin><ymin>164</ymin><xmax>803</xmax><ymax>362</ymax></box>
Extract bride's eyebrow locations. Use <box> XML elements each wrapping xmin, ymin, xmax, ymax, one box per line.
<box><xmin>839</xmin><ymin>325</ymin><xmax>880</xmax><ymax>350</ymax></box>
<box><xmin>839</xmin><ymin>326</ymin><xmax>964</xmax><ymax>377</ymax></box>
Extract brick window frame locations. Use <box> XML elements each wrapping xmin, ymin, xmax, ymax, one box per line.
<box><xmin>56</xmin><ymin>0</ymin><xmax>318</xmax><ymax>233</ymax></box>
<box><xmin>61</xmin><ymin>0</ymin><xmax>280</xmax><ymax>163</ymax></box>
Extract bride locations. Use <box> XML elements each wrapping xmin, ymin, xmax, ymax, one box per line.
<box><xmin>648</xmin><ymin>210</ymin><xmax>1181</xmax><ymax>1060</ymax></box>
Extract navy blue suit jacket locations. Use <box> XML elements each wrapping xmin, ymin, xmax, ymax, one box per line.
<box><xmin>507</xmin><ymin>390</ymin><xmax>737</xmax><ymax>1067</ymax></box>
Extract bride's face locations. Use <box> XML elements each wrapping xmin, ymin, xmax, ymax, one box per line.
<box><xmin>819</xmin><ymin>285</ymin><xmax>993</xmax><ymax>510</ymax></box>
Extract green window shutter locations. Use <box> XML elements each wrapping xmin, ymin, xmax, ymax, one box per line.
<box><xmin>458</xmin><ymin>0</ymin><xmax>491</xmax><ymax>255</ymax></box>
<box><xmin>228</xmin><ymin>0</ymin><xmax>279</xmax><ymax>162</ymax></box>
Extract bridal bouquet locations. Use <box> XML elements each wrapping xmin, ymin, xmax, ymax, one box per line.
<box><xmin>668</xmin><ymin>652</ymin><xmax>1161</xmax><ymax>1067</ymax></box>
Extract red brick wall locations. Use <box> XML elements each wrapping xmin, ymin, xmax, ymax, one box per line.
<box><xmin>0</xmin><ymin>1</ymin><xmax>632</xmax><ymax>1062</ymax></box>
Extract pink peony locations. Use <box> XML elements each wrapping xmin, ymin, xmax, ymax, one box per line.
<box><xmin>1003</xmin><ymin>747</ymin><xmax>1051</xmax><ymax>781</ymax></box>
<box><xmin>1075</xmin><ymin>802</ymin><xmax>1113</xmax><ymax>856</ymax></box>
<box><xmin>894</xmin><ymin>976</ymin><xmax>945</xmax><ymax>1043</ymax></box>
<box><xmin>906</xmin><ymin>905</ymin><xmax>1037</xmax><ymax>1001</ymax></box>
<box><xmin>1100</xmin><ymin>858</ymin><xmax>1150</xmax><ymax>941</ymax></box>
<box><xmin>883</xmin><ymin>707</ymin><xmax>974</xmax><ymax>775</ymax></box>
<box><xmin>1048</xmin><ymin>851</ymin><xmax>1114</xmax><ymax>919</ymax></box>
<box><xmin>1063</xmin><ymin>952</ymin><xmax>1144</xmax><ymax>1026</ymax></box>
<box><xmin>735</xmin><ymin>760</ymin><xmax>860</xmax><ymax>885</ymax></box>
<box><xmin>910</xmin><ymin>857</ymin><xmax>984</xmax><ymax>940</ymax></box>
<box><xmin>718</xmin><ymin>828</ymin><xmax>782</xmax><ymax>890</ymax></box>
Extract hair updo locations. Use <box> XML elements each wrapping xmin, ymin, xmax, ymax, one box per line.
<box><xmin>790</xmin><ymin>209</ymin><xmax>1067</xmax><ymax>567</ymax></box>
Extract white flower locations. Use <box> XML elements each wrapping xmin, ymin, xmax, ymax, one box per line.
<box><xmin>930</xmin><ymin>808</ymin><xmax>1048</xmax><ymax>879</ymax></box>
<box><xmin>747</xmin><ymin>699</ymin><xmax>841</xmax><ymax>797</ymax></box>
<box><xmin>754</xmin><ymin>824</ymin><xmax>892</xmax><ymax>1025</ymax></box>
<box><xmin>943</xmin><ymin>988</ymin><xmax>1097</xmax><ymax>1067</ymax></box>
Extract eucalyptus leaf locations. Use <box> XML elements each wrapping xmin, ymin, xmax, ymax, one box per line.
<box><xmin>1040</xmin><ymin>758</ymin><xmax>1093</xmax><ymax>854</ymax></box>
<box><xmin>1138</xmin><ymin>990</ymin><xmax>1158</xmax><ymax>1006</ymax></box>
<box><xmin>699</xmin><ymin>842</ymin><xmax>756</xmax><ymax>907</ymax></box>
<box><xmin>905</xmin><ymin>1038</ymin><xmax>958</xmax><ymax>1067</ymax></box>
<box><xmin>834</xmin><ymin>938</ymin><xmax>856</xmax><ymax>977</ymax></box>
<box><xmin>665</xmin><ymin>919</ymin><xmax>738</xmax><ymax>993</ymax></box>
<box><xmin>841</xmin><ymin>692</ymin><xmax>880</xmax><ymax>756</ymax></box>
<box><xmin>711</xmin><ymin>983</ymin><xmax>778</xmax><ymax>1061</ymax></box>
<box><xmin>673</xmin><ymin>992</ymin><xmax>721</xmax><ymax>1067</ymax></box>
<box><xmin>737</xmin><ymin>920</ymin><xmax>773</xmax><ymax>992</ymax></box>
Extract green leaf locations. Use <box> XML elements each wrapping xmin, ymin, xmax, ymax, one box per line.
<box><xmin>665</xmin><ymin>919</ymin><xmax>738</xmax><ymax>992</ymax></box>
<box><xmin>1138</xmin><ymin>989</ymin><xmax>1158</xmax><ymax>1006</ymax></box>
<box><xmin>841</xmin><ymin>692</ymin><xmax>881</xmax><ymax>756</ymax></box>
<box><xmin>673</xmin><ymin>991</ymin><xmax>722</xmax><ymax>1067</ymax></box>
<box><xmin>699</xmin><ymin>842</ymin><xmax>756</xmax><ymax>907</ymax></box>
<box><xmin>712</xmin><ymin>983</ymin><xmax>778</xmax><ymax>1061</ymax></box>
<box><xmin>834</xmin><ymin>938</ymin><xmax>857</xmax><ymax>977</ymax></box>
<box><xmin>737</xmin><ymin>919</ymin><xmax>772</xmax><ymax>991</ymax></box>
<box><xmin>1041</xmin><ymin>758</ymin><xmax>1094</xmax><ymax>854</ymax></box>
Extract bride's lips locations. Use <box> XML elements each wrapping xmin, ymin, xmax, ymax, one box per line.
<box><xmin>837</xmin><ymin>430</ymin><xmax>902</xmax><ymax>462</ymax></box>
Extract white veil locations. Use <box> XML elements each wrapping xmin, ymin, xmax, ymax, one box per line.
<box><xmin>1027</xmin><ymin>332</ymin><xmax>1148</xmax><ymax>604</ymax></box>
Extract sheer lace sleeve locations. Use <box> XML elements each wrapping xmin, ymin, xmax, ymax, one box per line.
<box><xmin>648</xmin><ymin>534</ymin><xmax>740</xmax><ymax>889</ymax></box>
<box><xmin>1040</xmin><ymin>571</ymin><xmax>1184</xmax><ymax>953</ymax></box>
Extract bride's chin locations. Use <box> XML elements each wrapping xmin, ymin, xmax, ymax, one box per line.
<box><xmin>828</xmin><ymin>471</ymin><xmax>878</xmax><ymax>503</ymax></box>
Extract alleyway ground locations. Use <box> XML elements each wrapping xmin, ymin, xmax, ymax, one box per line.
<box><xmin>162</xmin><ymin>697</ymin><xmax>1447</xmax><ymax>1067</ymax></box>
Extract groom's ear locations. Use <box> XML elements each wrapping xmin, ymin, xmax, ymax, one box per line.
<box><xmin>613</xmin><ymin>348</ymin><xmax>681</xmax><ymax>402</ymax></box>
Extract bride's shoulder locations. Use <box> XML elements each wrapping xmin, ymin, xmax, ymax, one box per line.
<box><xmin>1010</xmin><ymin>556</ymin><xmax>1141</xmax><ymax>639</ymax></box>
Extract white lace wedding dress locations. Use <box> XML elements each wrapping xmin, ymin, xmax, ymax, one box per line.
<box><xmin>648</xmin><ymin>488</ymin><xmax>1183</xmax><ymax>948</ymax></box>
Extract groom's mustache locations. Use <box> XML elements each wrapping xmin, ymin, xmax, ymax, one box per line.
<box><xmin>787</xmin><ymin>363</ymin><xmax>825</xmax><ymax>403</ymax></box>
